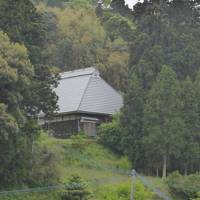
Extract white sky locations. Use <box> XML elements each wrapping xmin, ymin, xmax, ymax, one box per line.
<box><xmin>125</xmin><ymin>0</ymin><xmax>144</xmax><ymax>8</ymax></box>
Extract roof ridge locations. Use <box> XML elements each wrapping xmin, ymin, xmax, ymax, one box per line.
<box><xmin>61</xmin><ymin>67</ymin><xmax>94</xmax><ymax>75</ymax></box>
<box><xmin>60</xmin><ymin>67</ymin><xmax>99</xmax><ymax>79</ymax></box>
<box><xmin>77</xmin><ymin>75</ymin><xmax>92</xmax><ymax>111</ymax></box>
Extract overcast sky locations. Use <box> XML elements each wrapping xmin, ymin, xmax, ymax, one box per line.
<box><xmin>125</xmin><ymin>0</ymin><xmax>143</xmax><ymax>8</ymax></box>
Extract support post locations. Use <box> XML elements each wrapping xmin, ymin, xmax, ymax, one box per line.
<box><xmin>130</xmin><ymin>169</ymin><xmax>137</xmax><ymax>200</ymax></box>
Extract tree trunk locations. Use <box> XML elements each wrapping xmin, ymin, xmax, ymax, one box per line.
<box><xmin>156</xmin><ymin>168</ymin><xmax>159</xmax><ymax>177</ymax></box>
<box><xmin>162</xmin><ymin>155</ymin><xmax>167</xmax><ymax>179</ymax></box>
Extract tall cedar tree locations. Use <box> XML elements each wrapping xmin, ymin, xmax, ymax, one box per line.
<box><xmin>143</xmin><ymin>65</ymin><xmax>185</xmax><ymax>178</ymax></box>
<box><xmin>131</xmin><ymin>0</ymin><xmax>200</xmax><ymax>81</ymax></box>
<box><xmin>120</xmin><ymin>73</ymin><xmax>145</xmax><ymax>170</ymax></box>
<box><xmin>116</xmin><ymin>0</ymin><xmax>200</xmax><ymax>174</ymax></box>
<box><xmin>179</xmin><ymin>77</ymin><xmax>200</xmax><ymax>175</ymax></box>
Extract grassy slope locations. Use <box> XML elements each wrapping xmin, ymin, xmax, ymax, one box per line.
<box><xmin>0</xmin><ymin>136</ymin><xmax>131</xmax><ymax>200</ymax></box>
<box><xmin>0</xmin><ymin>135</ymin><xmax>178</xmax><ymax>200</ymax></box>
<box><xmin>145</xmin><ymin>177</ymin><xmax>182</xmax><ymax>200</ymax></box>
<box><xmin>44</xmin><ymin>136</ymin><xmax>131</xmax><ymax>198</ymax></box>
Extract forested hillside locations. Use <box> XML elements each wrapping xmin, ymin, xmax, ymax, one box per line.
<box><xmin>98</xmin><ymin>0</ymin><xmax>200</xmax><ymax>174</ymax></box>
<box><xmin>0</xmin><ymin>0</ymin><xmax>200</xmax><ymax>199</ymax></box>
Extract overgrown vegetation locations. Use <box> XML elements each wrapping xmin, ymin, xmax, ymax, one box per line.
<box><xmin>98</xmin><ymin>0</ymin><xmax>200</xmax><ymax>178</ymax></box>
<box><xmin>0</xmin><ymin>0</ymin><xmax>200</xmax><ymax>198</ymax></box>
<box><xmin>98</xmin><ymin>115</ymin><xmax>123</xmax><ymax>154</ymax></box>
<box><xmin>0</xmin><ymin>135</ymin><xmax>159</xmax><ymax>200</ymax></box>
<box><xmin>0</xmin><ymin>0</ymin><xmax>58</xmax><ymax>188</ymax></box>
<box><xmin>167</xmin><ymin>172</ymin><xmax>200</xmax><ymax>199</ymax></box>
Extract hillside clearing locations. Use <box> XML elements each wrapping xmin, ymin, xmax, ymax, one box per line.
<box><xmin>0</xmin><ymin>135</ymin><xmax>179</xmax><ymax>200</ymax></box>
<box><xmin>0</xmin><ymin>135</ymin><xmax>131</xmax><ymax>200</ymax></box>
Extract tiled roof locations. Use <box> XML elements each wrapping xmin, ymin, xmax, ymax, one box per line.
<box><xmin>55</xmin><ymin>67</ymin><xmax>123</xmax><ymax>115</ymax></box>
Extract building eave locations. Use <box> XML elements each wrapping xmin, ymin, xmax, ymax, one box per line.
<box><xmin>41</xmin><ymin>110</ymin><xmax>114</xmax><ymax>118</ymax></box>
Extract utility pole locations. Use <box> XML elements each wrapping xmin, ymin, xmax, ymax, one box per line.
<box><xmin>130</xmin><ymin>169</ymin><xmax>137</xmax><ymax>200</ymax></box>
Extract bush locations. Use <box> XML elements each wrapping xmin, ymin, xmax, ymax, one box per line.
<box><xmin>71</xmin><ymin>134</ymin><xmax>88</xmax><ymax>151</ymax></box>
<box><xmin>62</xmin><ymin>175</ymin><xmax>91</xmax><ymax>200</ymax></box>
<box><xmin>99</xmin><ymin>182</ymin><xmax>130</xmax><ymax>200</ymax></box>
<box><xmin>116</xmin><ymin>156</ymin><xmax>131</xmax><ymax>170</ymax></box>
<box><xmin>26</xmin><ymin>133</ymin><xmax>61</xmax><ymax>187</ymax></box>
<box><xmin>98</xmin><ymin>115</ymin><xmax>123</xmax><ymax>154</ymax></box>
<box><xmin>98</xmin><ymin>181</ymin><xmax>154</xmax><ymax>200</ymax></box>
<box><xmin>134</xmin><ymin>181</ymin><xmax>154</xmax><ymax>200</ymax></box>
<box><xmin>191</xmin><ymin>192</ymin><xmax>200</xmax><ymax>200</ymax></box>
<box><xmin>167</xmin><ymin>171</ymin><xmax>200</xmax><ymax>199</ymax></box>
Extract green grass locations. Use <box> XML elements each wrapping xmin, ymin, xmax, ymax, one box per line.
<box><xmin>0</xmin><ymin>134</ymin><xmax>179</xmax><ymax>200</ymax></box>
<box><xmin>145</xmin><ymin>176</ymin><xmax>183</xmax><ymax>200</ymax></box>
<box><xmin>47</xmin><ymin>135</ymin><xmax>132</xmax><ymax>199</ymax></box>
<box><xmin>0</xmin><ymin>135</ymin><xmax>131</xmax><ymax>200</ymax></box>
<box><xmin>41</xmin><ymin>135</ymin><xmax>131</xmax><ymax>181</ymax></box>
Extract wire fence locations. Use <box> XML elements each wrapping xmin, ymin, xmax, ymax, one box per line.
<box><xmin>0</xmin><ymin>185</ymin><xmax>65</xmax><ymax>197</ymax></box>
<box><xmin>0</xmin><ymin>169</ymin><xmax>172</xmax><ymax>200</ymax></box>
<box><xmin>131</xmin><ymin>170</ymin><xmax>172</xmax><ymax>200</ymax></box>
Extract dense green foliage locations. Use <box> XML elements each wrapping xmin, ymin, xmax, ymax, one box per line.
<box><xmin>98</xmin><ymin>180</ymin><xmax>155</xmax><ymax>200</ymax></box>
<box><xmin>35</xmin><ymin>2</ymin><xmax>131</xmax><ymax>91</ymax></box>
<box><xmin>167</xmin><ymin>172</ymin><xmax>200</xmax><ymax>199</ymax></box>
<box><xmin>192</xmin><ymin>193</ymin><xmax>200</xmax><ymax>200</ymax></box>
<box><xmin>0</xmin><ymin>31</ymin><xmax>36</xmax><ymax>187</ymax></box>
<box><xmin>0</xmin><ymin>0</ymin><xmax>45</xmax><ymax>63</ymax></box>
<box><xmin>0</xmin><ymin>136</ymin><xmax>133</xmax><ymax>200</ymax></box>
<box><xmin>1</xmin><ymin>0</ymin><xmax>200</xmax><ymax>196</ymax></box>
<box><xmin>0</xmin><ymin>0</ymin><xmax>58</xmax><ymax>188</ymax></box>
<box><xmin>0</xmin><ymin>135</ymin><xmax>166</xmax><ymax>200</ymax></box>
<box><xmin>143</xmin><ymin>65</ymin><xmax>185</xmax><ymax>178</ymax></box>
<box><xmin>98</xmin><ymin>115</ymin><xmax>123</xmax><ymax>154</ymax></box>
<box><xmin>107</xmin><ymin>0</ymin><xmax>200</xmax><ymax>177</ymax></box>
